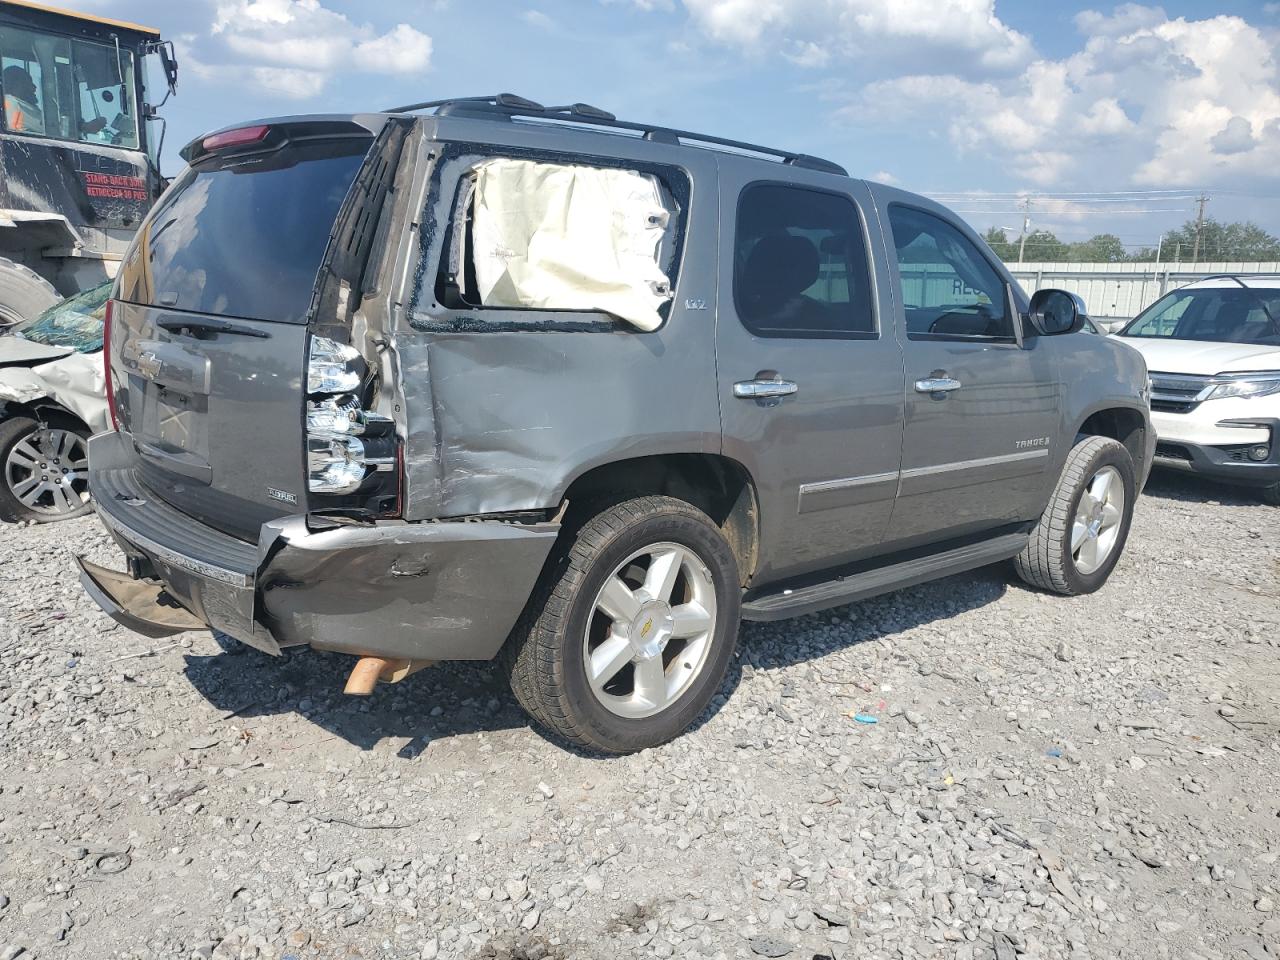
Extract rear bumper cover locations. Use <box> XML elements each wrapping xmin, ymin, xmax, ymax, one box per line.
<box><xmin>81</xmin><ymin>432</ymin><xmax>560</xmax><ymax>659</ymax></box>
<box><xmin>1152</xmin><ymin>418</ymin><xmax>1280</xmax><ymax>488</ymax></box>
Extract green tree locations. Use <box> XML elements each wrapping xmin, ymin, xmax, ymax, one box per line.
<box><xmin>1068</xmin><ymin>233</ymin><xmax>1127</xmax><ymax>262</ymax></box>
<box><xmin>1159</xmin><ymin>219</ymin><xmax>1280</xmax><ymax>262</ymax></box>
<box><xmin>982</xmin><ymin>227</ymin><xmax>1016</xmax><ymax>260</ymax></box>
<box><xmin>1015</xmin><ymin>229</ymin><xmax>1070</xmax><ymax>262</ymax></box>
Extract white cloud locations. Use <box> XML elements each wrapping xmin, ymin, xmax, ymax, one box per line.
<box><xmin>352</xmin><ymin>24</ymin><xmax>434</xmax><ymax>73</ymax></box>
<box><xmin>870</xmin><ymin>170</ymin><xmax>897</xmax><ymax>184</ymax></box>
<box><xmin>1212</xmin><ymin>116</ymin><xmax>1257</xmax><ymax>156</ymax></box>
<box><xmin>849</xmin><ymin>9</ymin><xmax>1280</xmax><ymax>189</ymax></box>
<box><xmin>1073</xmin><ymin>3</ymin><xmax>1166</xmax><ymax>37</ymax></box>
<box><xmin>680</xmin><ymin>0</ymin><xmax>1033</xmax><ymax>75</ymax></box>
<box><xmin>522</xmin><ymin>9</ymin><xmax>556</xmax><ymax>30</ymax></box>
<box><xmin>198</xmin><ymin>0</ymin><xmax>432</xmax><ymax>99</ymax></box>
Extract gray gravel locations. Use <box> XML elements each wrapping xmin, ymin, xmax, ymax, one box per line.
<box><xmin>1</xmin><ymin>470</ymin><xmax>1279</xmax><ymax>960</ymax></box>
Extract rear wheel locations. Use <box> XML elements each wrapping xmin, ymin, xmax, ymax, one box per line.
<box><xmin>1014</xmin><ymin>436</ymin><xmax>1136</xmax><ymax>595</ymax></box>
<box><xmin>0</xmin><ymin>258</ymin><xmax>59</xmax><ymax>329</ymax></box>
<box><xmin>504</xmin><ymin>496</ymin><xmax>741</xmax><ymax>754</ymax></box>
<box><xmin>0</xmin><ymin>416</ymin><xmax>92</xmax><ymax>522</ymax></box>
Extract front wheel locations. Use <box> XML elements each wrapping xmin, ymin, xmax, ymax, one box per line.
<box><xmin>1014</xmin><ymin>436</ymin><xmax>1137</xmax><ymax>595</ymax></box>
<box><xmin>0</xmin><ymin>416</ymin><xmax>92</xmax><ymax>523</ymax></box>
<box><xmin>504</xmin><ymin>496</ymin><xmax>741</xmax><ymax>754</ymax></box>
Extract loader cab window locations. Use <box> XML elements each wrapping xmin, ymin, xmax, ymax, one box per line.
<box><xmin>0</xmin><ymin>24</ymin><xmax>139</xmax><ymax>149</ymax></box>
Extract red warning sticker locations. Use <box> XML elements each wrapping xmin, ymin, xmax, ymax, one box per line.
<box><xmin>82</xmin><ymin>171</ymin><xmax>148</xmax><ymax>201</ymax></box>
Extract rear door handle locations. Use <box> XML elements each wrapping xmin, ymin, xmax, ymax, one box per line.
<box><xmin>914</xmin><ymin>377</ymin><xmax>962</xmax><ymax>394</ymax></box>
<box><xmin>734</xmin><ymin>376</ymin><xmax>798</xmax><ymax>400</ymax></box>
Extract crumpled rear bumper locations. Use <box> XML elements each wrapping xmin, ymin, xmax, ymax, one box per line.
<box><xmin>81</xmin><ymin>432</ymin><xmax>560</xmax><ymax>660</ymax></box>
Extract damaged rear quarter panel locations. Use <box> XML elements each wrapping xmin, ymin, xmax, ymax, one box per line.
<box><xmin>396</xmin><ymin>123</ymin><xmax>722</xmax><ymax>519</ymax></box>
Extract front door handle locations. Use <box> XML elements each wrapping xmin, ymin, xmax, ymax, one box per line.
<box><xmin>734</xmin><ymin>375</ymin><xmax>798</xmax><ymax>400</ymax></box>
<box><xmin>914</xmin><ymin>377</ymin><xmax>963</xmax><ymax>395</ymax></box>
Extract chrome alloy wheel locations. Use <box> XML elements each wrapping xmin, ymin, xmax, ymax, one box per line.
<box><xmin>4</xmin><ymin>427</ymin><xmax>90</xmax><ymax>516</ymax></box>
<box><xmin>1071</xmin><ymin>465</ymin><xmax>1124</xmax><ymax>576</ymax></box>
<box><xmin>582</xmin><ymin>542</ymin><xmax>718</xmax><ymax>720</ymax></box>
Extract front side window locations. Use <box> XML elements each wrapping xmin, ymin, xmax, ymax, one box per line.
<box><xmin>0</xmin><ymin>25</ymin><xmax>138</xmax><ymax>149</ymax></box>
<box><xmin>889</xmin><ymin>206</ymin><xmax>1013</xmax><ymax>340</ymax></box>
<box><xmin>733</xmin><ymin>183</ymin><xmax>874</xmax><ymax>338</ymax></box>
<box><xmin>1122</xmin><ymin>287</ymin><xmax>1280</xmax><ymax>345</ymax></box>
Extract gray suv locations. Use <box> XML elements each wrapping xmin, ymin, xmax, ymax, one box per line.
<box><xmin>78</xmin><ymin>95</ymin><xmax>1154</xmax><ymax>753</ymax></box>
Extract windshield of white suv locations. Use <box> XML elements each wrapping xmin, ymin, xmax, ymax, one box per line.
<box><xmin>1121</xmin><ymin>286</ymin><xmax>1280</xmax><ymax>344</ymax></box>
<box><xmin>11</xmin><ymin>280</ymin><xmax>110</xmax><ymax>353</ymax></box>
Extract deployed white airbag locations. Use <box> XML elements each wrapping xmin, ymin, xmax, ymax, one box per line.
<box><xmin>470</xmin><ymin>159</ymin><xmax>674</xmax><ymax>331</ymax></box>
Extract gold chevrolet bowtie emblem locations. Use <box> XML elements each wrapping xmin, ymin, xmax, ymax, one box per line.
<box><xmin>641</xmin><ymin>618</ymin><xmax>654</xmax><ymax>638</ymax></box>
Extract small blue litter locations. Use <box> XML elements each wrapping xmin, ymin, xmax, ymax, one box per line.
<box><xmin>854</xmin><ymin>714</ymin><xmax>878</xmax><ymax>724</ymax></box>
<box><xmin>1046</xmin><ymin>746</ymin><xmax>1063</xmax><ymax>758</ymax></box>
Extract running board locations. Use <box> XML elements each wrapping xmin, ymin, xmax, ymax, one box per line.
<box><xmin>741</xmin><ymin>532</ymin><xmax>1029</xmax><ymax>622</ymax></box>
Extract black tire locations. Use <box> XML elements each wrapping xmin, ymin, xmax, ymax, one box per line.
<box><xmin>1014</xmin><ymin>435</ymin><xmax>1137</xmax><ymax>595</ymax></box>
<box><xmin>1261</xmin><ymin>483</ymin><xmax>1280</xmax><ymax>507</ymax></box>
<box><xmin>503</xmin><ymin>496</ymin><xmax>741</xmax><ymax>754</ymax></box>
<box><xmin>0</xmin><ymin>415</ymin><xmax>93</xmax><ymax>523</ymax></box>
<box><xmin>0</xmin><ymin>257</ymin><xmax>59</xmax><ymax>329</ymax></box>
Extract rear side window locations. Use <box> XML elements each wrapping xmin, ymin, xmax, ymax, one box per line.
<box><xmin>116</xmin><ymin>138</ymin><xmax>370</xmax><ymax>323</ymax></box>
<box><xmin>889</xmin><ymin>205</ymin><xmax>1013</xmax><ymax>340</ymax></box>
<box><xmin>734</xmin><ymin>183</ymin><xmax>874</xmax><ymax>338</ymax></box>
<box><xmin>435</xmin><ymin>157</ymin><xmax>681</xmax><ymax>332</ymax></box>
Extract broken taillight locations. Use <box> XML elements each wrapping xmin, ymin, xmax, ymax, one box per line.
<box><xmin>201</xmin><ymin>124</ymin><xmax>270</xmax><ymax>152</ymax></box>
<box><xmin>305</xmin><ymin>336</ymin><xmax>396</xmax><ymax>496</ymax></box>
<box><xmin>103</xmin><ymin>299</ymin><xmax>119</xmax><ymax>431</ymax></box>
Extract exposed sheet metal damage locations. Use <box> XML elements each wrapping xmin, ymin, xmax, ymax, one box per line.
<box><xmin>0</xmin><ymin>343</ymin><xmax>107</xmax><ymax>432</ymax></box>
<box><xmin>396</xmin><ymin>137</ymin><xmax>708</xmax><ymax>523</ymax></box>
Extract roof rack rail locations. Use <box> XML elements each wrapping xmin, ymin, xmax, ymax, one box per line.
<box><xmin>383</xmin><ymin>93</ymin><xmax>848</xmax><ymax>177</ymax></box>
<box><xmin>1197</xmin><ymin>273</ymin><xmax>1280</xmax><ymax>282</ymax></box>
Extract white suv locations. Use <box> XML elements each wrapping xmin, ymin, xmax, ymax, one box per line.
<box><xmin>1116</xmin><ymin>275</ymin><xmax>1280</xmax><ymax>505</ymax></box>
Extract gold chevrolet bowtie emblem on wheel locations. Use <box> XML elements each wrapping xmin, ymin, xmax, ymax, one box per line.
<box><xmin>640</xmin><ymin>617</ymin><xmax>654</xmax><ymax>638</ymax></box>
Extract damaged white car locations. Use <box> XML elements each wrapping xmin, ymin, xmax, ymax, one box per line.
<box><xmin>0</xmin><ymin>280</ymin><xmax>110</xmax><ymax>522</ymax></box>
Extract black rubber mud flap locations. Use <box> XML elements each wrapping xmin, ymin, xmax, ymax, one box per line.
<box><xmin>75</xmin><ymin>555</ymin><xmax>208</xmax><ymax>639</ymax></box>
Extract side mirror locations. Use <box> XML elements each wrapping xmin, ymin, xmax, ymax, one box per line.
<box><xmin>1028</xmin><ymin>288</ymin><xmax>1088</xmax><ymax>336</ymax></box>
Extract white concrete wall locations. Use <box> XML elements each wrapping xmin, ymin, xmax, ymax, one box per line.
<box><xmin>1007</xmin><ymin>262</ymin><xmax>1280</xmax><ymax>322</ymax></box>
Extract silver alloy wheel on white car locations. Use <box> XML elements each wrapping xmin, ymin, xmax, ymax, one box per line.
<box><xmin>4</xmin><ymin>427</ymin><xmax>90</xmax><ymax>516</ymax></box>
<box><xmin>582</xmin><ymin>541</ymin><xmax>718</xmax><ymax>720</ymax></box>
<box><xmin>1072</xmin><ymin>465</ymin><xmax>1125</xmax><ymax>575</ymax></box>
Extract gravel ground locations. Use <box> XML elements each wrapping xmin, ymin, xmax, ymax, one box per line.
<box><xmin>1</xmin><ymin>471</ymin><xmax>1279</xmax><ymax>960</ymax></box>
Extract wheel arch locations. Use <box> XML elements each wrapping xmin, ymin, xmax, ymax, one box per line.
<box><xmin>1</xmin><ymin>399</ymin><xmax>90</xmax><ymax>432</ymax></box>
<box><xmin>560</xmin><ymin>453</ymin><xmax>761</xmax><ymax>586</ymax></box>
<box><xmin>1074</xmin><ymin>404</ymin><xmax>1149</xmax><ymax>472</ymax></box>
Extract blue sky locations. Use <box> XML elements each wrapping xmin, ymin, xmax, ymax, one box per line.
<box><xmin>91</xmin><ymin>0</ymin><xmax>1280</xmax><ymax>252</ymax></box>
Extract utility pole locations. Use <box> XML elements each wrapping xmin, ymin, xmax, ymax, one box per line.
<box><xmin>1016</xmin><ymin>196</ymin><xmax>1031</xmax><ymax>266</ymax></box>
<box><xmin>1155</xmin><ymin>234</ymin><xmax>1163</xmax><ymax>266</ymax></box>
<box><xmin>1191</xmin><ymin>194</ymin><xmax>1209</xmax><ymax>263</ymax></box>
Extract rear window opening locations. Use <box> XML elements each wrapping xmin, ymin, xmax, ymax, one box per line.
<box><xmin>434</xmin><ymin>158</ymin><xmax>682</xmax><ymax>332</ymax></box>
<box><xmin>116</xmin><ymin>135</ymin><xmax>373</xmax><ymax>324</ymax></box>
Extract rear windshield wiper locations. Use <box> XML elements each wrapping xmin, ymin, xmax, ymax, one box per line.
<box><xmin>157</xmin><ymin>316</ymin><xmax>270</xmax><ymax>339</ymax></box>
<box><xmin>1224</xmin><ymin>276</ymin><xmax>1280</xmax><ymax>334</ymax></box>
